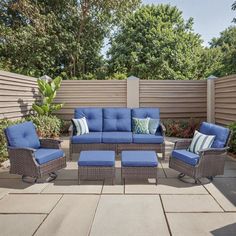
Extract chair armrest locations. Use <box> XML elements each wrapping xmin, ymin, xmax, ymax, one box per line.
<box><xmin>40</xmin><ymin>138</ymin><xmax>62</xmax><ymax>149</ymax></box>
<box><xmin>174</xmin><ymin>139</ymin><xmax>192</xmax><ymax>150</ymax></box>
<box><xmin>8</xmin><ymin>146</ymin><xmax>36</xmax><ymax>152</ymax></box>
<box><xmin>198</xmin><ymin>147</ymin><xmax>229</xmax><ymax>155</ymax></box>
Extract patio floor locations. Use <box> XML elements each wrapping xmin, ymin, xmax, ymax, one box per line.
<box><xmin>0</xmin><ymin>137</ymin><xmax>235</xmax><ymax>236</ymax></box>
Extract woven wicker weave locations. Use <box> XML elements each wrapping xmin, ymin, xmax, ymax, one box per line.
<box><xmin>169</xmin><ymin>132</ymin><xmax>232</xmax><ymax>181</ymax></box>
<box><xmin>8</xmin><ymin>139</ymin><xmax>66</xmax><ymax>181</ymax></box>
<box><xmin>78</xmin><ymin>166</ymin><xmax>115</xmax><ymax>184</ymax></box>
<box><xmin>121</xmin><ymin>167</ymin><xmax>158</xmax><ymax>184</ymax></box>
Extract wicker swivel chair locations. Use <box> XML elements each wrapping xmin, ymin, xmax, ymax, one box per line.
<box><xmin>169</xmin><ymin>122</ymin><xmax>231</xmax><ymax>183</ymax></box>
<box><xmin>5</xmin><ymin>121</ymin><xmax>66</xmax><ymax>182</ymax></box>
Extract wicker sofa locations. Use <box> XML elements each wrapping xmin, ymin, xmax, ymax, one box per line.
<box><xmin>69</xmin><ymin>107</ymin><xmax>166</xmax><ymax>159</ymax></box>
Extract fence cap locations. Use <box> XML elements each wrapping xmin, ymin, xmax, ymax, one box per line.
<box><xmin>207</xmin><ymin>75</ymin><xmax>217</xmax><ymax>80</ymax></box>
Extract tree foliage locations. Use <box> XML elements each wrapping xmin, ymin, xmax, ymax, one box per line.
<box><xmin>0</xmin><ymin>0</ymin><xmax>140</xmax><ymax>78</ymax></box>
<box><xmin>108</xmin><ymin>4</ymin><xmax>214</xmax><ymax>80</ymax></box>
<box><xmin>232</xmin><ymin>1</ymin><xmax>236</xmax><ymax>23</ymax></box>
<box><xmin>210</xmin><ymin>26</ymin><xmax>236</xmax><ymax>76</ymax></box>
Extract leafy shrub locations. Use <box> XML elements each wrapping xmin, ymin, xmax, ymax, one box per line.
<box><xmin>26</xmin><ymin>115</ymin><xmax>63</xmax><ymax>138</ymax></box>
<box><xmin>163</xmin><ymin>119</ymin><xmax>201</xmax><ymax>138</ymax></box>
<box><xmin>228</xmin><ymin>122</ymin><xmax>236</xmax><ymax>154</ymax></box>
<box><xmin>32</xmin><ymin>77</ymin><xmax>63</xmax><ymax>115</ymax></box>
<box><xmin>0</xmin><ymin>118</ymin><xmax>25</xmax><ymax>163</ymax></box>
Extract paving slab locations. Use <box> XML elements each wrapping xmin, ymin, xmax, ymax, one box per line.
<box><xmin>203</xmin><ymin>178</ymin><xmax>236</xmax><ymax>212</ymax></box>
<box><xmin>42</xmin><ymin>180</ymin><xmax>103</xmax><ymax>194</ymax></box>
<box><xmin>125</xmin><ymin>178</ymin><xmax>208</xmax><ymax>195</ymax></box>
<box><xmin>0</xmin><ymin>179</ymin><xmax>49</xmax><ymax>194</ymax></box>
<box><xmin>224</xmin><ymin>159</ymin><xmax>236</xmax><ymax>170</ymax></box>
<box><xmin>0</xmin><ymin>214</ymin><xmax>46</xmax><ymax>236</ymax></box>
<box><xmin>0</xmin><ymin>194</ymin><xmax>61</xmax><ymax>213</ymax></box>
<box><xmin>35</xmin><ymin>195</ymin><xmax>99</xmax><ymax>236</ymax></box>
<box><xmin>90</xmin><ymin>195</ymin><xmax>169</xmax><ymax>236</ymax></box>
<box><xmin>162</xmin><ymin>195</ymin><xmax>223</xmax><ymax>212</ymax></box>
<box><xmin>167</xmin><ymin>213</ymin><xmax>236</xmax><ymax>236</ymax></box>
<box><xmin>216</xmin><ymin>169</ymin><xmax>236</xmax><ymax>178</ymax></box>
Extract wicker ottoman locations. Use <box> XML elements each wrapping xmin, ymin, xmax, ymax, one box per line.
<box><xmin>121</xmin><ymin>151</ymin><xmax>158</xmax><ymax>184</ymax></box>
<box><xmin>78</xmin><ymin>150</ymin><xmax>115</xmax><ymax>184</ymax></box>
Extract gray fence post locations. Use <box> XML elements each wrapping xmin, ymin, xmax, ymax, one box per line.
<box><xmin>127</xmin><ymin>76</ymin><xmax>139</xmax><ymax>108</ymax></box>
<box><xmin>207</xmin><ymin>75</ymin><xmax>217</xmax><ymax>123</ymax></box>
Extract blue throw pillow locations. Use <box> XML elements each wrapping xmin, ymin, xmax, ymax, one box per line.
<box><xmin>148</xmin><ymin>118</ymin><xmax>160</xmax><ymax>134</ymax></box>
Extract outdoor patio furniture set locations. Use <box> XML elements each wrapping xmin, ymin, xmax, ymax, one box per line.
<box><xmin>4</xmin><ymin>107</ymin><xmax>231</xmax><ymax>184</ymax></box>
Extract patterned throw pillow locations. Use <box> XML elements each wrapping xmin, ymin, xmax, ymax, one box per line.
<box><xmin>132</xmin><ymin>117</ymin><xmax>150</xmax><ymax>134</ymax></box>
<box><xmin>189</xmin><ymin>130</ymin><xmax>215</xmax><ymax>154</ymax></box>
<box><xmin>71</xmin><ymin>117</ymin><xmax>89</xmax><ymax>135</ymax></box>
<box><xmin>148</xmin><ymin>118</ymin><xmax>160</xmax><ymax>135</ymax></box>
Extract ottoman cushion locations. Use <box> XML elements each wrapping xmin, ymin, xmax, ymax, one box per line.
<box><xmin>121</xmin><ymin>151</ymin><xmax>158</xmax><ymax>167</ymax></box>
<box><xmin>78</xmin><ymin>151</ymin><xmax>115</xmax><ymax>167</ymax></box>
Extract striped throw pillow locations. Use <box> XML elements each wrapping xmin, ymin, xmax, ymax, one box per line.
<box><xmin>72</xmin><ymin>117</ymin><xmax>89</xmax><ymax>135</ymax></box>
<box><xmin>189</xmin><ymin>130</ymin><xmax>215</xmax><ymax>154</ymax></box>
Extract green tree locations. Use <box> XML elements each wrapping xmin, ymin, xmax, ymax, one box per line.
<box><xmin>108</xmin><ymin>4</ymin><xmax>209</xmax><ymax>80</ymax></box>
<box><xmin>210</xmin><ymin>26</ymin><xmax>236</xmax><ymax>76</ymax></box>
<box><xmin>232</xmin><ymin>1</ymin><xmax>236</xmax><ymax>23</ymax></box>
<box><xmin>0</xmin><ymin>0</ymin><xmax>140</xmax><ymax>78</ymax></box>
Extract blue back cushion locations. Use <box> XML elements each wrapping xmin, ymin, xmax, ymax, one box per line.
<box><xmin>103</xmin><ymin>108</ymin><xmax>131</xmax><ymax>132</ymax></box>
<box><xmin>5</xmin><ymin>121</ymin><xmax>40</xmax><ymax>149</ymax></box>
<box><xmin>199</xmin><ymin>122</ymin><xmax>230</xmax><ymax>148</ymax></box>
<box><xmin>132</xmin><ymin>108</ymin><xmax>160</xmax><ymax>119</ymax></box>
<box><xmin>74</xmin><ymin>108</ymin><xmax>103</xmax><ymax>132</ymax></box>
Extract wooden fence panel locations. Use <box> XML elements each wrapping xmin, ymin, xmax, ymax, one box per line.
<box><xmin>139</xmin><ymin>80</ymin><xmax>207</xmax><ymax>120</ymax></box>
<box><xmin>0</xmin><ymin>70</ymin><xmax>39</xmax><ymax>120</ymax></box>
<box><xmin>55</xmin><ymin>80</ymin><xmax>127</xmax><ymax>120</ymax></box>
<box><xmin>215</xmin><ymin>75</ymin><xmax>236</xmax><ymax>125</ymax></box>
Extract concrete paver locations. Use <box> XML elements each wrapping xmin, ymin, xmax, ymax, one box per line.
<box><xmin>35</xmin><ymin>195</ymin><xmax>99</xmax><ymax>236</ymax></box>
<box><xmin>0</xmin><ymin>194</ymin><xmax>61</xmax><ymax>213</ymax></box>
<box><xmin>90</xmin><ymin>195</ymin><xmax>170</xmax><ymax>236</ymax></box>
<box><xmin>162</xmin><ymin>194</ymin><xmax>223</xmax><ymax>212</ymax></box>
<box><xmin>0</xmin><ymin>214</ymin><xmax>46</xmax><ymax>236</ymax></box>
<box><xmin>167</xmin><ymin>213</ymin><xmax>236</xmax><ymax>236</ymax></box>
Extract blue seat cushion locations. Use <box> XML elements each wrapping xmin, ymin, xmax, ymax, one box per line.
<box><xmin>5</xmin><ymin>121</ymin><xmax>40</xmax><ymax>149</ymax></box>
<box><xmin>78</xmin><ymin>151</ymin><xmax>115</xmax><ymax>166</ymax></box>
<box><xmin>102</xmin><ymin>132</ymin><xmax>132</xmax><ymax>143</ymax></box>
<box><xmin>71</xmin><ymin>132</ymin><xmax>102</xmax><ymax>144</ymax></box>
<box><xmin>199</xmin><ymin>122</ymin><xmax>230</xmax><ymax>148</ymax></box>
<box><xmin>35</xmin><ymin>148</ymin><xmax>64</xmax><ymax>165</ymax></box>
<box><xmin>74</xmin><ymin>108</ymin><xmax>103</xmax><ymax>132</ymax></box>
<box><xmin>172</xmin><ymin>150</ymin><xmax>200</xmax><ymax>166</ymax></box>
<box><xmin>121</xmin><ymin>151</ymin><xmax>158</xmax><ymax>167</ymax></box>
<box><xmin>133</xmin><ymin>134</ymin><xmax>164</xmax><ymax>144</ymax></box>
<box><xmin>103</xmin><ymin>108</ymin><xmax>131</xmax><ymax>132</ymax></box>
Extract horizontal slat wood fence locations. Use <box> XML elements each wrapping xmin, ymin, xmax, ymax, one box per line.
<box><xmin>215</xmin><ymin>74</ymin><xmax>236</xmax><ymax>125</ymax></box>
<box><xmin>55</xmin><ymin>80</ymin><xmax>127</xmax><ymax>120</ymax></box>
<box><xmin>0</xmin><ymin>70</ymin><xmax>39</xmax><ymax>120</ymax></box>
<box><xmin>139</xmin><ymin>80</ymin><xmax>207</xmax><ymax>119</ymax></box>
<box><xmin>0</xmin><ymin>70</ymin><xmax>235</xmax><ymax>126</ymax></box>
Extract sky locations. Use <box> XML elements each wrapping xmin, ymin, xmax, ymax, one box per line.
<box><xmin>102</xmin><ymin>0</ymin><xmax>235</xmax><ymax>55</ymax></box>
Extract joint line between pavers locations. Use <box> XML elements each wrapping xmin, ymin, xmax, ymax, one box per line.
<box><xmin>202</xmin><ymin>184</ymin><xmax>226</xmax><ymax>212</ymax></box>
<box><xmin>88</xmin><ymin>194</ymin><xmax>102</xmax><ymax>236</ymax></box>
<box><xmin>32</xmin><ymin>194</ymin><xmax>64</xmax><ymax>236</ymax></box>
<box><xmin>159</xmin><ymin>194</ymin><xmax>172</xmax><ymax>236</ymax></box>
